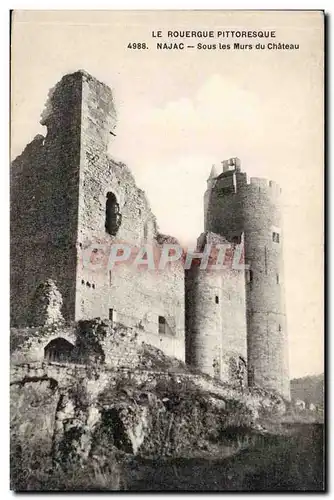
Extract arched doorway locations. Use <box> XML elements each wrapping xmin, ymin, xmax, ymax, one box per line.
<box><xmin>44</xmin><ymin>338</ymin><xmax>75</xmax><ymax>363</ymax></box>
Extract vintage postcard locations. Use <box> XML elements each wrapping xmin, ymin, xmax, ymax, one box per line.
<box><xmin>10</xmin><ymin>10</ymin><xmax>324</xmax><ymax>491</ymax></box>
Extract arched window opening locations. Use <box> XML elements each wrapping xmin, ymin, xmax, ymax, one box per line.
<box><xmin>105</xmin><ymin>192</ymin><xmax>122</xmax><ymax>236</ymax></box>
<box><xmin>44</xmin><ymin>337</ymin><xmax>75</xmax><ymax>363</ymax></box>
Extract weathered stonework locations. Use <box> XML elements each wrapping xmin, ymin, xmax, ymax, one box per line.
<box><xmin>10</xmin><ymin>71</ymin><xmax>289</xmax><ymax>398</ymax></box>
<box><xmin>11</xmin><ymin>319</ymin><xmax>141</xmax><ymax>370</ymax></box>
<box><xmin>29</xmin><ymin>279</ymin><xmax>64</xmax><ymax>327</ymax></box>
<box><xmin>204</xmin><ymin>158</ymin><xmax>290</xmax><ymax>400</ymax></box>
<box><xmin>185</xmin><ymin>231</ymin><xmax>247</xmax><ymax>385</ymax></box>
<box><xmin>11</xmin><ymin>70</ymin><xmax>185</xmax><ymax>363</ymax></box>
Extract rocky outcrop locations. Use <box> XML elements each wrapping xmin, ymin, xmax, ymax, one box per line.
<box><xmin>10</xmin><ymin>322</ymin><xmax>288</xmax><ymax>490</ymax></box>
<box><xmin>11</xmin><ymin>358</ymin><xmax>286</xmax><ymax>473</ymax></box>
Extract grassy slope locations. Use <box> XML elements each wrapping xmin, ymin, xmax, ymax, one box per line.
<box><xmin>125</xmin><ymin>423</ymin><xmax>324</xmax><ymax>491</ymax></box>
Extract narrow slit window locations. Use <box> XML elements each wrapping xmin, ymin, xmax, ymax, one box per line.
<box><xmin>215</xmin><ymin>295</ymin><xmax>219</xmax><ymax>304</ymax></box>
<box><xmin>109</xmin><ymin>308</ymin><xmax>114</xmax><ymax>322</ymax></box>
<box><xmin>246</xmin><ymin>269</ymin><xmax>253</xmax><ymax>283</ymax></box>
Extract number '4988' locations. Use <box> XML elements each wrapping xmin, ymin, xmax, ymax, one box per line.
<box><xmin>127</xmin><ymin>42</ymin><xmax>147</xmax><ymax>49</ymax></box>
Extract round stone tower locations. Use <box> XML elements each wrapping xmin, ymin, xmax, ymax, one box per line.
<box><xmin>204</xmin><ymin>157</ymin><xmax>290</xmax><ymax>400</ymax></box>
<box><xmin>185</xmin><ymin>262</ymin><xmax>222</xmax><ymax>378</ymax></box>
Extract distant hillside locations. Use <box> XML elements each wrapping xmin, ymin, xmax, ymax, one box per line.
<box><xmin>290</xmin><ymin>374</ymin><xmax>324</xmax><ymax>407</ymax></box>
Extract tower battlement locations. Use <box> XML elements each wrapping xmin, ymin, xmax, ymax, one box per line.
<box><xmin>207</xmin><ymin>158</ymin><xmax>282</xmax><ymax>201</ymax></box>
<box><xmin>248</xmin><ymin>177</ymin><xmax>282</xmax><ymax>196</ymax></box>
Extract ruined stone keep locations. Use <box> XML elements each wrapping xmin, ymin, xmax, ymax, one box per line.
<box><xmin>10</xmin><ymin>70</ymin><xmax>290</xmax><ymax>400</ymax></box>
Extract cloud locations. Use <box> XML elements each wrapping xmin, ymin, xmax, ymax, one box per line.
<box><xmin>112</xmin><ymin>74</ymin><xmax>266</xmax><ymax>171</ymax></box>
<box><xmin>110</xmin><ymin>74</ymin><xmax>267</xmax><ymax>244</ymax></box>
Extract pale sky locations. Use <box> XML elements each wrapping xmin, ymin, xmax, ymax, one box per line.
<box><xmin>11</xmin><ymin>10</ymin><xmax>324</xmax><ymax>378</ymax></box>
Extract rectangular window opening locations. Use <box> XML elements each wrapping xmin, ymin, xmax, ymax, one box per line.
<box><xmin>272</xmin><ymin>232</ymin><xmax>280</xmax><ymax>243</ymax></box>
<box><xmin>158</xmin><ymin>315</ymin><xmax>166</xmax><ymax>334</ymax></box>
<box><xmin>109</xmin><ymin>308</ymin><xmax>114</xmax><ymax>322</ymax></box>
<box><xmin>246</xmin><ymin>269</ymin><xmax>253</xmax><ymax>283</ymax></box>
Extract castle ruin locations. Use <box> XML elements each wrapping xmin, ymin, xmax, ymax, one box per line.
<box><xmin>10</xmin><ymin>70</ymin><xmax>290</xmax><ymax>400</ymax></box>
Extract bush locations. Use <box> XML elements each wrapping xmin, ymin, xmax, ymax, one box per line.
<box><xmin>11</xmin><ymin>432</ymin><xmax>124</xmax><ymax>491</ymax></box>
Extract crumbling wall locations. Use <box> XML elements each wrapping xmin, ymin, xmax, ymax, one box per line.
<box><xmin>29</xmin><ymin>279</ymin><xmax>64</xmax><ymax>327</ymax></box>
<box><xmin>10</xmin><ymin>72</ymin><xmax>84</xmax><ymax>326</ymax></box>
<box><xmin>11</xmin><ymin>70</ymin><xmax>185</xmax><ymax>363</ymax></box>
<box><xmin>11</xmin><ymin>318</ymin><xmax>141</xmax><ymax>369</ymax></box>
<box><xmin>75</xmin><ymin>318</ymin><xmax>141</xmax><ymax>368</ymax></box>
<box><xmin>10</xmin><ymin>324</ymin><xmax>77</xmax><ymax>365</ymax></box>
<box><xmin>75</xmin><ymin>71</ymin><xmax>185</xmax><ymax>361</ymax></box>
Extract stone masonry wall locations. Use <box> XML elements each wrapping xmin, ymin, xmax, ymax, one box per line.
<box><xmin>75</xmin><ymin>72</ymin><xmax>185</xmax><ymax>360</ymax></box>
<box><xmin>241</xmin><ymin>182</ymin><xmax>289</xmax><ymax>400</ymax></box>
<box><xmin>11</xmin><ymin>70</ymin><xmax>185</xmax><ymax>362</ymax></box>
<box><xmin>10</xmin><ymin>324</ymin><xmax>77</xmax><ymax>365</ymax></box>
<box><xmin>10</xmin><ymin>319</ymin><xmax>141</xmax><ymax>369</ymax></box>
<box><xmin>10</xmin><ymin>73</ymin><xmax>84</xmax><ymax>325</ymax></box>
<box><xmin>205</xmin><ymin>164</ymin><xmax>289</xmax><ymax>399</ymax></box>
<box><xmin>10</xmin><ymin>362</ymin><xmax>286</xmax><ymax>418</ymax></box>
<box><xmin>185</xmin><ymin>231</ymin><xmax>247</xmax><ymax>382</ymax></box>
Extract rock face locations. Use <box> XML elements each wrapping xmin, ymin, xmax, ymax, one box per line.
<box><xmin>10</xmin><ymin>376</ymin><xmax>60</xmax><ymax>489</ymax></box>
<box><xmin>10</xmin><ymin>317</ymin><xmax>288</xmax><ymax>490</ymax></box>
<box><xmin>29</xmin><ymin>279</ymin><xmax>64</xmax><ymax>327</ymax></box>
<box><xmin>10</xmin><ymin>358</ymin><xmax>286</xmax><ymax>477</ymax></box>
